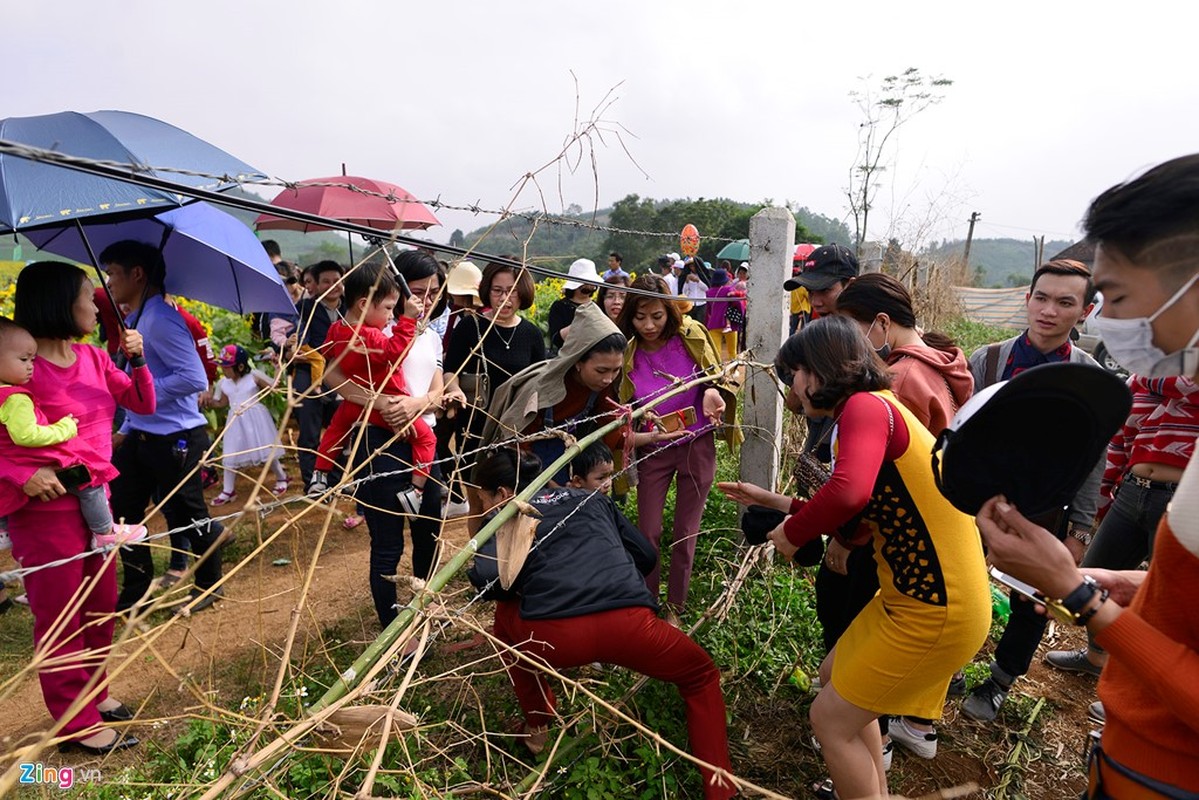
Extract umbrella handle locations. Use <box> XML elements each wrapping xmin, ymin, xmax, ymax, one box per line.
<box><xmin>74</xmin><ymin>219</ymin><xmax>127</xmax><ymax>333</ymax></box>
<box><xmin>73</xmin><ymin>220</ymin><xmax>146</xmax><ymax>374</ymax></box>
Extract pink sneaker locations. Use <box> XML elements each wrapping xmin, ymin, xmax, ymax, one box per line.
<box><xmin>92</xmin><ymin>523</ymin><xmax>148</xmax><ymax>550</ymax></box>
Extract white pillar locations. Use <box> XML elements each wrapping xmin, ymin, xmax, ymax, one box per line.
<box><xmin>740</xmin><ymin>207</ymin><xmax>794</xmax><ymax>492</ymax></box>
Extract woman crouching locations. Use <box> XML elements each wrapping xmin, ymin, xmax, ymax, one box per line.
<box><xmin>468</xmin><ymin>448</ymin><xmax>736</xmax><ymax>799</ymax></box>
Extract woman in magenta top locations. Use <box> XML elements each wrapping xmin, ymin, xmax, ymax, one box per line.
<box><xmin>617</xmin><ymin>275</ymin><xmax>740</xmax><ymax>621</ymax></box>
<box><xmin>4</xmin><ymin>262</ymin><xmax>155</xmax><ymax>754</ymax></box>
<box><xmin>704</xmin><ymin>265</ymin><xmax>741</xmax><ymax>363</ymax></box>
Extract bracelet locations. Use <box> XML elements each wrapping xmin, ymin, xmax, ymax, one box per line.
<box><xmin>128</xmin><ymin>355</ymin><xmax>147</xmax><ymax>368</ymax></box>
<box><xmin>1069</xmin><ymin>525</ymin><xmax>1094</xmax><ymax>546</ymax></box>
<box><xmin>1076</xmin><ymin>588</ymin><xmax>1109</xmax><ymax>626</ymax></box>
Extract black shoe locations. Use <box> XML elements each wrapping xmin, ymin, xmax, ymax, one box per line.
<box><xmin>58</xmin><ymin>733</ymin><xmax>140</xmax><ymax>755</ymax></box>
<box><xmin>99</xmin><ymin>703</ymin><xmax>134</xmax><ymax>723</ymax></box>
<box><xmin>173</xmin><ymin>588</ymin><xmax>224</xmax><ymax>616</ymax></box>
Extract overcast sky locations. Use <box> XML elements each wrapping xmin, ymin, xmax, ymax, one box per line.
<box><xmin>8</xmin><ymin>1</ymin><xmax>1196</xmax><ymax>254</ymax></box>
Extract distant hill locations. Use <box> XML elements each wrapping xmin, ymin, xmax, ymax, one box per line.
<box><xmin>453</xmin><ymin>197</ymin><xmax>852</xmax><ymax>276</ymax></box>
<box><xmin>451</xmin><ymin>204</ymin><xmax>609</xmax><ymax>275</ymax></box>
<box><xmin>925</xmin><ymin>237</ymin><xmax>1074</xmax><ymax>287</ymax></box>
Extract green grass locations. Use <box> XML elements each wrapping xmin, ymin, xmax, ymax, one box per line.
<box><xmin>944</xmin><ymin>317</ymin><xmax>1017</xmax><ymax>357</ymax></box>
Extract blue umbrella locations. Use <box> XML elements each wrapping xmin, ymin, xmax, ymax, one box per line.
<box><xmin>26</xmin><ymin>202</ymin><xmax>294</xmax><ymax>315</ymax></box>
<box><xmin>0</xmin><ymin>110</ymin><xmax>263</xmax><ymax>233</ymax></box>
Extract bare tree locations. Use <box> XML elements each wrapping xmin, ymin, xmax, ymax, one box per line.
<box><xmin>847</xmin><ymin>68</ymin><xmax>953</xmax><ymax>256</ymax></box>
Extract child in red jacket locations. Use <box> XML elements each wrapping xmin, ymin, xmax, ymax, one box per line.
<box><xmin>311</xmin><ymin>263</ymin><xmax>435</xmax><ymax>515</ymax></box>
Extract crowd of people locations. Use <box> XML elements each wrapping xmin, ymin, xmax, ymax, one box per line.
<box><xmin>0</xmin><ymin>153</ymin><xmax>1196</xmax><ymax>799</ymax></box>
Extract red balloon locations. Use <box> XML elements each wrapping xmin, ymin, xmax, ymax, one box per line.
<box><xmin>680</xmin><ymin>224</ymin><xmax>700</xmax><ymax>256</ymax></box>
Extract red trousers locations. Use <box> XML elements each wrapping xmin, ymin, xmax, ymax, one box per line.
<box><xmin>314</xmin><ymin>399</ymin><xmax>435</xmax><ymax>478</ymax></box>
<box><xmin>493</xmin><ymin>602</ymin><xmax>735</xmax><ymax>800</ymax></box>
<box><xmin>9</xmin><ymin>497</ymin><xmax>116</xmax><ymax>739</ymax></box>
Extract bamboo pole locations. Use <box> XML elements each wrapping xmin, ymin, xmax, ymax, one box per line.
<box><xmin>204</xmin><ymin>369</ymin><xmax>733</xmax><ymax>798</ymax></box>
<box><xmin>994</xmin><ymin>697</ymin><xmax>1045</xmax><ymax>799</ymax></box>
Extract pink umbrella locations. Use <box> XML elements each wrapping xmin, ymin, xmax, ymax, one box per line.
<box><xmin>254</xmin><ymin>175</ymin><xmax>439</xmax><ymax>233</ymax></box>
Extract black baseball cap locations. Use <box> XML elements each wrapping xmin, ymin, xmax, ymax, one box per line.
<box><xmin>931</xmin><ymin>363</ymin><xmax>1131</xmax><ymax>517</ymax></box>
<box><xmin>784</xmin><ymin>244</ymin><xmax>860</xmax><ymax>291</ymax></box>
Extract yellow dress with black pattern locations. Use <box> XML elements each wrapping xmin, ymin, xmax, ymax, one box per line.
<box><xmin>831</xmin><ymin>391</ymin><xmax>991</xmax><ymax>719</ymax></box>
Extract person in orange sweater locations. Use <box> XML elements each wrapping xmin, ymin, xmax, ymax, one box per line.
<box><xmin>978</xmin><ymin>153</ymin><xmax>1199</xmax><ymax>796</ymax></box>
<box><xmin>834</xmin><ymin>273</ymin><xmax>972</xmax><ymax>437</ymax></box>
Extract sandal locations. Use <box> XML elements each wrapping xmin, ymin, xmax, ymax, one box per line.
<box><xmin>342</xmin><ymin>514</ymin><xmax>364</xmax><ymax>530</ymax></box>
<box><xmin>158</xmin><ymin>571</ymin><xmax>184</xmax><ymax>589</ymax></box>
<box><xmin>211</xmin><ymin>492</ymin><xmax>237</xmax><ymax>506</ymax></box>
<box><xmin>812</xmin><ymin>778</ymin><xmax>838</xmax><ymax>800</ymax></box>
<box><xmin>272</xmin><ymin>479</ymin><xmax>289</xmax><ymax>496</ymax></box>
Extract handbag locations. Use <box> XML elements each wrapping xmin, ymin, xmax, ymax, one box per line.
<box><xmin>457</xmin><ymin>370</ymin><xmax>491</xmax><ymax>408</ymax></box>
<box><xmin>726</xmin><ymin>299</ymin><xmax>746</xmax><ymax>329</ymax></box>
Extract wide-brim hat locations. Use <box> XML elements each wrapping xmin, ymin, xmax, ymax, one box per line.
<box><xmin>563</xmin><ymin>258</ymin><xmax>602</xmax><ymax>291</ymax></box>
<box><xmin>932</xmin><ymin>363</ymin><xmax>1132</xmax><ymax>517</ymax></box>
<box><xmin>446</xmin><ymin>260</ymin><xmax>483</xmax><ymax>306</ymax></box>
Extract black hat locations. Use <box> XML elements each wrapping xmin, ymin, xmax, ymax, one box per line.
<box><xmin>931</xmin><ymin>363</ymin><xmax>1132</xmax><ymax>517</ymax></box>
<box><xmin>783</xmin><ymin>244</ymin><xmax>860</xmax><ymax>291</ymax></box>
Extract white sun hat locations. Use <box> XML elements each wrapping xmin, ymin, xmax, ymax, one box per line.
<box><xmin>562</xmin><ymin>258</ymin><xmax>602</xmax><ymax>291</ymax></box>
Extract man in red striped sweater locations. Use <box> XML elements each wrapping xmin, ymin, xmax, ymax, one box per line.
<box><xmin>978</xmin><ymin>154</ymin><xmax>1199</xmax><ymax>797</ymax></box>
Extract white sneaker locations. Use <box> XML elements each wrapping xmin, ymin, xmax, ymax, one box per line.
<box><xmin>397</xmin><ymin>486</ymin><xmax>423</xmax><ymax>515</ymax></box>
<box><xmin>889</xmin><ymin>716</ymin><xmax>937</xmax><ymax>759</ymax></box>
<box><xmin>307</xmin><ymin>473</ymin><xmax>329</xmax><ymax>498</ymax></box>
<box><xmin>441</xmin><ymin>499</ymin><xmax>470</xmax><ymax>519</ymax></box>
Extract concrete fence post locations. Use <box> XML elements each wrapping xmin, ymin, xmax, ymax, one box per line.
<box><xmin>739</xmin><ymin>207</ymin><xmax>794</xmax><ymax>492</ymax></box>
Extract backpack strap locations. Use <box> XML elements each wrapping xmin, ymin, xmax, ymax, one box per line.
<box><xmin>985</xmin><ymin>343</ymin><xmax>1002</xmax><ymax>386</ymax></box>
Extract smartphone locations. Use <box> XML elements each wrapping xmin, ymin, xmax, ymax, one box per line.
<box><xmin>988</xmin><ymin>567</ymin><xmax>1073</xmax><ymax>624</ymax></box>
<box><xmin>655</xmin><ymin>406</ymin><xmax>698</xmax><ymax>433</ymax></box>
<box><xmin>55</xmin><ymin>464</ymin><xmax>92</xmax><ymax>492</ymax></box>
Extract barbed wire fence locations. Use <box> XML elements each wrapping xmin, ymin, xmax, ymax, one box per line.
<box><xmin>0</xmin><ymin>96</ymin><xmax>851</xmax><ymax>800</ymax></box>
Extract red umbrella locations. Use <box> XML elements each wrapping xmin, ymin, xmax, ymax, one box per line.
<box><xmin>793</xmin><ymin>243</ymin><xmax>818</xmax><ymax>265</ymax></box>
<box><xmin>254</xmin><ymin>175</ymin><xmax>439</xmax><ymax>233</ymax></box>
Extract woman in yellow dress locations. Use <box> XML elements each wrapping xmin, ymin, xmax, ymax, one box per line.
<box><xmin>720</xmin><ymin>315</ymin><xmax>990</xmax><ymax>799</ymax></box>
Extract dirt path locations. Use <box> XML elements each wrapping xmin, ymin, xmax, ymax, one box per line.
<box><xmin>0</xmin><ymin>478</ymin><xmax>472</xmax><ymax>770</ymax></box>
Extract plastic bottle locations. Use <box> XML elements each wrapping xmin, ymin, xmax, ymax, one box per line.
<box><xmin>172</xmin><ymin>438</ymin><xmax>189</xmax><ymax>467</ymax></box>
<box><xmin>990</xmin><ymin>584</ymin><xmax>1011</xmax><ymax>623</ymax></box>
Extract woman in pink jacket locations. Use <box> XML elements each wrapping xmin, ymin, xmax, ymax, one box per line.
<box><xmin>6</xmin><ymin>262</ymin><xmax>155</xmax><ymax>754</ymax></box>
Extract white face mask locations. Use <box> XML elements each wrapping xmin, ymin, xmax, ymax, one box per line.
<box><xmin>1090</xmin><ymin>272</ymin><xmax>1199</xmax><ymax>377</ymax></box>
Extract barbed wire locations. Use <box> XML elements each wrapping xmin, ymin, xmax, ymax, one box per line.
<box><xmin>0</xmin><ymin>354</ymin><xmax>762</xmax><ymax>586</ymax></box>
<box><xmin>0</xmin><ymin>139</ymin><xmax>755</xmax><ymax>250</ymax></box>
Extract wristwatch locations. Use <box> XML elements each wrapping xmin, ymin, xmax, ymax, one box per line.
<box><xmin>1068</xmin><ymin>524</ymin><xmax>1093</xmax><ymax>547</ymax></box>
<box><xmin>1059</xmin><ymin>575</ymin><xmax>1102</xmax><ymax>625</ymax></box>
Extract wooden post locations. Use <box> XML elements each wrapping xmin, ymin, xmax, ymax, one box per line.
<box><xmin>740</xmin><ymin>207</ymin><xmax>794</xmax><ymax>493</ymax></box>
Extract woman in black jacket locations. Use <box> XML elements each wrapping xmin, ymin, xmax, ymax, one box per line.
<box><xmin>468</xmin><ymin>449</ymin><xmax>736</xmax><ymax>800</ymax></box>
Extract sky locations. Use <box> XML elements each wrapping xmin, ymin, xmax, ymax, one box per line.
<box><xmin>7</xmin><ymin>1</ymin><xmax>1197</xmax><ymax>255</ymax></box>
